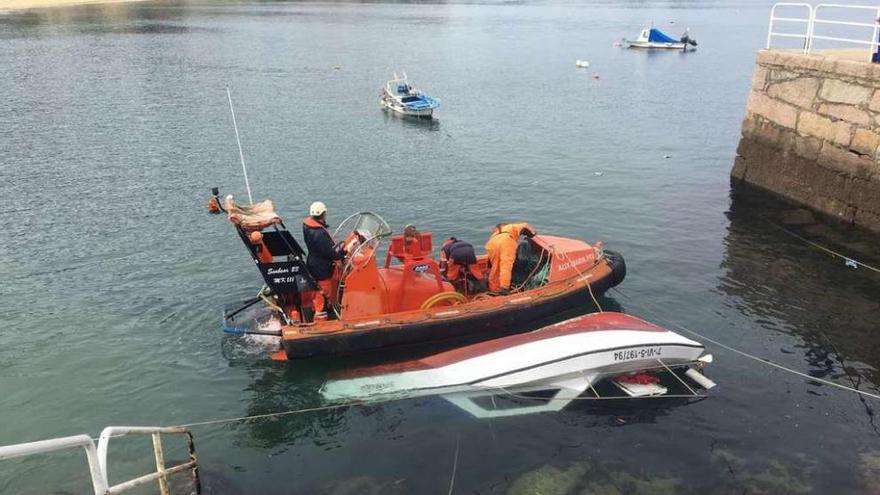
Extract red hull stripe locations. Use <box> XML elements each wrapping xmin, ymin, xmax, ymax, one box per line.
<box><xmin>337</xmin><ymin>312</ymin><xmax>667</xmax><ymax>377</ymax></box>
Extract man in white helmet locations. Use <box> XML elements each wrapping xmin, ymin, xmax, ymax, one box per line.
<box><xmin>302</xmin><ymin>201</ymin><xmax>345</xmax><ymax>320</ymax></box>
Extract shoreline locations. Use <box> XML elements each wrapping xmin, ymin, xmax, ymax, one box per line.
<box><xmin>1</xmin><ymin>0</ymin><xmax>144</xmax><ymax>11</ymax></box>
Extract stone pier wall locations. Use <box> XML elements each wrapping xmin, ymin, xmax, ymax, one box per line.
<box><xmin>732</xmin><ymin>50</ymin><xmax>880</xmax><ymax>232</ymax></box>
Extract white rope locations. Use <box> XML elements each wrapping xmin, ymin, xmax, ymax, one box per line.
<box><xmin>765</xmin><ymin>218</ymin><xmax>880</xmax><ymax>274</ymax></box>
<box><xmin>226</xmin><ymin>87</ymin><xmax>253</xmax><ymax>205</ymax></box>
<box><xmin>550</xmin><ymin>244</ymin><xmax>603</xmax><ymax>312</ymax></box>
<box><xmin>613</xmin><ymin>289</ymin><xmax>880</xmax><ymax>401</ymax></box>
<box><xmin>175</xmin><ymin>400</ymin><xmax>377</xmax><ymax>429</ymax></box>
<box><xmin>447</xmin><ymin>434</ymin><xmax>460</xmax><ymax>495</ymax></box>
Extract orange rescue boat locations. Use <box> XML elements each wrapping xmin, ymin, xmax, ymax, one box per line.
<box><xmin>213</xmin><ymin>191</ymin><xmax>626</xmax><ymax>361</ymax></box>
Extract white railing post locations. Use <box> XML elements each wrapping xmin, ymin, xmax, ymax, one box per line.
<box><xmin>806</xmin><ymin>6</ymin><xmax>816</xmax><ymax>52</ymax></box>
<box><xmin>788</xmin><ymin>3</ymin><xmax>880</xmax><ymax>56</ymax></box>
<box><xmin>0</xmin><ymin>426</ymin><xmax>201</xmax><ymax>494</ymax></box>
<box><xmin>0</xmin><ymin>435</ymin><xmax>109</xmax><ymax>494</ymax></box>
<box><xmin>766</xmin><ymin>3</ymin><xmax>815</xmax><ymax>51</ymax></box>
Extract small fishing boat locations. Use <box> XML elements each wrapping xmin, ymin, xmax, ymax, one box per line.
<box><xmin>380</xmin><ymin>71</ymin><xmax>439</xmax><ymax>118</ymax></box>
<box><xmin>624</xmin><ymin>25</ymin><xmax>697</xmax><ymax>51</ymax></box>
<box><xmin>322</xmin><ymin>312</ymin><xmax>716</xmax><ymax>417</ymax></box>
<box><xmin>212</xmin><ymin>191</ymin><xmax>626</xmax><ymax>361</ymax></box>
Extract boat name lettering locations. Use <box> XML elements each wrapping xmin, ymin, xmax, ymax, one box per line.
<box><xmin>558</xmin><ymin>256</ymin><xmax>589</xmax><ymax>271</ymax></box>
<box><xmin>613</xmin><ymin>347</ymin><xmax>662</xmax><ymax>361</ymax></box>
<box><xmin>412</xmin><ymin>264</ymin><xmax>430</xmax><ymax>273</ymax></box>
<box><xmin>361</xmin><ymin>382</ymin><xmax>394</xmax><ymax>393</ymax></box>
<box><xmin>266</xmin><ymin>266</ymin><xmax>299</xmax><ymax>275</ymax></box>
<box><xmin>272</xmin><ymin>276</ymin><xmax>298</xmax><ymax>284</ymax></box>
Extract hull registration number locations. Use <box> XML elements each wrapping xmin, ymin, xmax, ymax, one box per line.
<box><xmin>613</xmin><ymin>347</ymin><xmax>662</xmax><ymax>361</ymax></box>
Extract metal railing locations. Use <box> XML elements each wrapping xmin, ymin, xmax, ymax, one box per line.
<box><xmin>767</xmin><ymin>3</ymin><xmax>814</xmax><ymax>50</ymax></box>
<box><xmin>767</xmin><ymin>2</ymin><xmax>880</xmax><ymax>61</ymax></box>
<box><xmin>0</xmin><ymin>426</ymin><xmax>200</xmax><ymax>495</ymax></box>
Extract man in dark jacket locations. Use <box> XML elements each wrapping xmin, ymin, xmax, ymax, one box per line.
<box><xmin>302</xmin><ymin>201</ymin><xmax>345</xmax><ymax>320</ymax></box>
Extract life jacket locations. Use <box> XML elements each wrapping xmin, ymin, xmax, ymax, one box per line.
<box><xmin>302</xmin><ymin>216</ymin><xmax>344</xmax><ymax>281</ymax></box>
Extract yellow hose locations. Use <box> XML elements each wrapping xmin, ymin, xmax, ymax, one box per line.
<box><xmin>421</xmin><ymin>291</ymin><xmax>468</xmax><ymax>310</ymax></box>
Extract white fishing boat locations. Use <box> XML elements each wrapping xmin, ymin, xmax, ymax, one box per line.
<box><xmin>322</xmin><ymin>312</ymin><xmax>715</xmax><ymax>417</ymax></box>
<box><xmin>380</xmin><ymin>71</ymin><xmax>439</xmax><ymax>118</ymax></box>
<box><xmin>624</xmin><ymin>25</ymin><xmax>698</xmax><ymax>51</ymax></box>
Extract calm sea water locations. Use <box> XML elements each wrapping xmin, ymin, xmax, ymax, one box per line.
<box><xmin>2</xmin><ymin>0</ymin><xmax>880</xmax><ymax>493</ymax></box>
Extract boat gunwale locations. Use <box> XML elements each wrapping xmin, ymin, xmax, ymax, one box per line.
<box><xmin>282</xmin><ymin>256</ymin><xmax>613</xmax><ymax>341</ymax></box>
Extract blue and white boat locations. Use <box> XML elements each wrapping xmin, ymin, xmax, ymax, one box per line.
<box><xmin>624</xmin><ymin>25</ymin><xmax>697</xmax><ymax>51</ymax></box>
<box><xmin>380</xmin><ymin>72</ymin><xmax>439</xmax><ymax>118</ymax></box>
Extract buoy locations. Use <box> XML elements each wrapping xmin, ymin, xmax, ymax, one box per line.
<box><xmin>249</xmin><ymin>231</ymin><xmax>263</xmax><ymax>243</ymax></box>
<box><xmin>207</xmin><ymin>197</ymin><xmax>221</xmax><ymax>214</ymax></box>
<box><xmin>575</xmin><ymin>59</ymin><xmax>590</xmax><ymax>68</ymax></box>
<box><xmin>592</xmin><ymin>73</ymin><xmax>600</xmax><ymax>79</ymax></box>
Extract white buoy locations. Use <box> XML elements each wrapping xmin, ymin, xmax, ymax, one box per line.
<box><xmin>575</xmin><ymin>59</ymin><xmax>590</xmax><ymax>68</ymax></box>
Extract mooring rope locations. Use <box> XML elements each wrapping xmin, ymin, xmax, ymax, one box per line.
<box><xmin>550</xmin><ymin>244</ymin><xmax>603</xmax><ymax>312</ymax></box>
<box><xmin>764</xmin><ymin>218</ymin><xmax>880</xmax><ymax>274</ymax></box>
<box><xmin>612</xmin><ymin>288</ymin><xmax>880</xmax><ymax>401</ymax></box>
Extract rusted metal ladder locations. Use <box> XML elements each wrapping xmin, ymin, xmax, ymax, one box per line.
<box><xmin>0</xmin><ymin>426</ymin><xmax>200</xmax><ymax>495</ymax></box>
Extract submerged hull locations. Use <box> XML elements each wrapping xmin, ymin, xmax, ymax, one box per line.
<box><xmin>280</xmin><ymin>251</ymin><xmax>626</xmax><ymax>360</ymax></box>
<box><xmin>322</xmin><ymin>311</ymin><xmax>714</xmax><ymax>417</ymax></box>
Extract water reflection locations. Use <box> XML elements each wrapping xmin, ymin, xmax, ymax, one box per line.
<box><xmin>381</xmin><ymin>110</ymin><xmax>442</xmax><ymax>131</ymax></box>
<box><xmin>721</xmin><ymin>183</ymin><xmax>880</xmax><ymax>388</ymax></box>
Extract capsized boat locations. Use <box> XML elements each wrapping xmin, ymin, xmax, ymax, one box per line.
<box><xmin>624</xmin><ymin>26</ymin><xmax>697</xmax><ymax>51</ymax></box>
<box><xmin>322</xmin><ymin>312</ymin><xmax>715</xmax><ymax>417</ymax></box>
<box><xmin>380</xmin><ymin>71</ymin><xmax>439</xmax><ymax>118</ymax></box>
<box><xmin>212</xmin><ymin>191</ymin><xmax>626</xmax><ymax>361</ymax></box>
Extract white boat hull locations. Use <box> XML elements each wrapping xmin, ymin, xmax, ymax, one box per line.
<box><xmin>626</xmin><ymin>40</ymin><xmax>693</xmax><ymax>50</ymax></box>
<box><xmin>321</xmin><ymin>312</ymin><xmax>713</xmax><ymax>412</ymax></box>
<box><xmin>380</xmin><ymin>97</ymin><xmax>434</xmax><ymax>118</ymax></box>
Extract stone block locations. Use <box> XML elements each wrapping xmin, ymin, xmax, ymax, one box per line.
<box><xmin>818</xmin><ymin>142</ymin><xmax>874</xmax><ymax>179</ymax></box>
<box><xmin>751</xmin><ymin>66</ymin><xmax>769</xmax><ymax>91</ymax></box>
<box><xmin>797</xmin><ymin>111</ymin><xmax>852</xmax><ymax>147</ymax></box>
<box><xmin>870</xmin><ymin>89</ymin><xmax>880</xmax><ymax>112</ymax></box>
<box><xmin>851</xmin><ymin>128</ymin><xmax>880</xmax><ymax>157</ymax></box>
<box><xmin>819</xmin><ymin>79</ymin><xmax>871</xmax><ymax>105</ymax></box>
<box><xmin>747</xmin><ymin>92</ymin><xmax>799</xmax><ymax>129</ymax></box>
<box><xmin>768</xmin><ymin>69</ymin><xmax>799</xmax><ymax>82</ymax></box>
<box><xmin>793</xmin><ymin>133</ymin><xmax>823</xmax><ymax>161</ymax></box>
<box><xmin>817</xmin><ymin>103</ymin><xmax>870</xmax><ymax>126</ymax></box>
<box><xmin>826</xmin><ymin>58</ymin><xmax>880</xmax><ymax>85</ymax></box>
<box><xmin>768</xmin><ymin>77</ymin><xmax>819</xmax><ymax>108</ymax></box>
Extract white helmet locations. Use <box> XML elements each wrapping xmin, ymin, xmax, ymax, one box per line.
<box><xmin>309</xmin><ymin>201</ymin><xmax>327</xmax><ymax>217</ymax></box>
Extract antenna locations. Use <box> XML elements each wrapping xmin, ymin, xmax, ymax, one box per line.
<box><xmin>225</xmin><ymin>87</ymin><xmax>253</xmax><ymax>205</ymax></box>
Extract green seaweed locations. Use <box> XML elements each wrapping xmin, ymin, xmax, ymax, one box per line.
<box><xmin>507</xmin><ymin>463</ymin><xmax>591</xmax><ymax>495</ymax></box>
<box><xmin>859</xmin><ymin>451</ymin><xmax>880</xmax><ymax>495</ymax></box>
<box><xmin>320</xmin><ymin>475</ymin><xmax>408</xmax><ymax>495</ymax></box>
<box><xmin>710</xmin><ymin>448</ymin><xmax>817</xmax><ymax>495</ymax></box>
<box><xmin>581</xmin><ymin>470</ymin><xmax>681</xmax><ymax>495</ymax></box>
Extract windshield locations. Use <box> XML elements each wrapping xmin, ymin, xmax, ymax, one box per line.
<box><xmin>334</xmin><ymin>211</ymin><xmax>392</xmax><ymax>242</ymax></box>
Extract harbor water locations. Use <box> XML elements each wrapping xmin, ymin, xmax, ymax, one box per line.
<box><xmin>1</xmin><ymin>0</ymin><xmax>880</xmax><ymax>493</ymax></box>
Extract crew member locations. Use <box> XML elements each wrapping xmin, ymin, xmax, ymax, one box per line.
<box><xmin>440</xmin><ymin>237</ymin><xmax>484</xmax><ymax>294</ymax></box>
<box><xmin>485</xmin><ymin>223</ymin><xmax>536</xmax><ymax>294</ymax></box>
<box><xmin>302</xmin><ymin>201</ymin><xmax>345</xmax><ymax>320</ymax></box>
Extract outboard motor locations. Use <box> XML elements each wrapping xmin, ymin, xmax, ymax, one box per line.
<box><xmin>680</xmin><ymin>29</ymin><xmax>698</xmax><ymax>47</ymax></box>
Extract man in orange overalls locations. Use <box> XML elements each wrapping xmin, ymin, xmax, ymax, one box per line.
<box><xmin>485</xmin><ymin>223</ymin><xmax>536</xmax><ymax>294</ymax></box>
